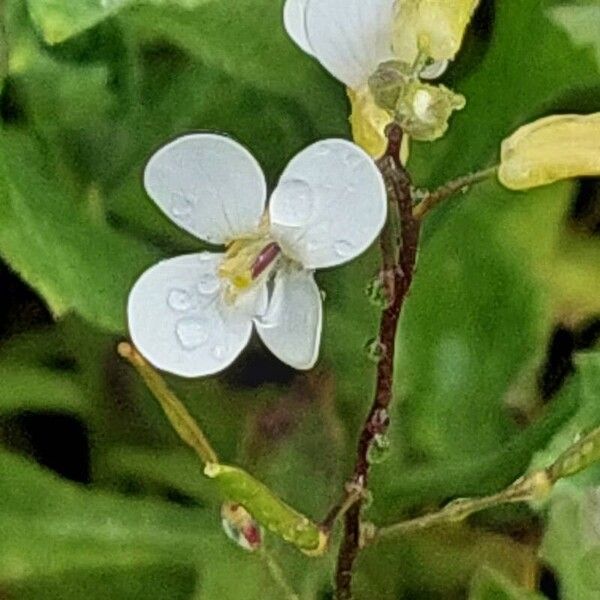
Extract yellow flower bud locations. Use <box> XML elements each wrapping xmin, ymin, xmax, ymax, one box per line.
<box><xmin>347</xmin><ymin>86</ymin><xmax>410</xmax><ymax>162</ymax></box>
<box><xmin>393</xmin><ymin>0</ymin><xmax>480</xmax><ymax>64</ymax></box>
<box><xmin>348</xmin><ymin>86</ymin><xmax>391</xmax><ymax>158</ymax></box>
<box><xmin>498</xmin><ymin>113</ymin><xmax>600</xmax><ymax>190</ymax></box>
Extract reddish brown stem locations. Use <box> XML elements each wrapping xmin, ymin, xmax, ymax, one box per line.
<box><xmin>334</xmin><ymin>124</ymin><xmax>420</xmax><ymax>599</ymax></box>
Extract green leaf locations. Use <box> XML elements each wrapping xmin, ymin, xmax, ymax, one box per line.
<box><xmin>469</xmin><ymin>567</ymin><xmax>547</xmax><ymax>600</ymax></box>
<box><xmin>354</xmin><ymin>526</ymin><xmax>540</xmax><ymax>599</ymax></box>
<box><xmin>548</xmin><ymin>3</ymin><xmax>600</xmax><ymax>69</ymax></box>
<box><xmin>529</xmin><ymin>351</ymin><xmax>600</xmax><ymax>478</ymax></box>
<box><xmin>26</xmin><ymin>0</ymin><xmax>136</xmax><ymax>44</ymax></box>
<box><xmin>0</xmin><ymin>364</ymin><xmax>86</xmax><ymax>415</ymax></box>
<box><xmin>121</xmin><ymin>0</ymin><xmax>348</xmax><ymax>136</ymax></box>
<box><xmin>0</xmin><ymin>130</ymin><xmax>160</xmax><ymax>332</ymax></box>
<box><xmin>540</xmin><ymin>485</ymin><xmax>600</xmax><ymax>600</ymax></box>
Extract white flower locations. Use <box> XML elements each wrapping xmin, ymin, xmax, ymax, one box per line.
<box><xmin>283</xmin><ymin>0</ymin><xmax>467</xmax><ymax>150</ymax></box>
<box><xmin>283</xmin><ymin>0</ymin><xmax>449</xmax><ymax>93</ymax></box>
<box><xmin>128</xmin><ymin>134</ymin><xmax>387</xmax><ymax>377</ymax></box>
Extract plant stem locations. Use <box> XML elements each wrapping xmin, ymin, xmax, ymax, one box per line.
<box><xmin>370</xmin><ymin>424</ymin><xmax>600</xmax><ymax>543</ymax></box>
<box><xmin>412</xmin><ymin>166</ymin><xmax>498</xmax><ymax>220</ymax></box>
<box><xmin>373</xmin><ymin>470</ymin><xmax>551</xmax><ymax>542</ymax></box>
<box><xmin>334</xmin><ymin>124</ymin><xmax>421</xmax><ymax>600</ymax></box>
<box><xmin>117</xmin><ymin>342</ymin><xmax>219</xmax><ymax>465</ymax></box>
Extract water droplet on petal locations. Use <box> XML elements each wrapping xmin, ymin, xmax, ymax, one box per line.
<box><xmin>167</xmin><ymin>289</ymin><xmax>194</xmax><ymax>312</ymax></box>
<box><xmin>334</xmin><ymin>239</ymin><xmax>354</xmax><ymax>258</ymax></box>
<box><xmin>171</xmin><ymin>192</ymin><xmax>194</xmax><ymax>218</ymax></box>
<box><xmin>197</xmin><ymin>273</ymin><xmax>220</xmax><ymax>295</ymax></box>
<box><xmin>270</xmin><ymin>179</ymin><xmax>314</xmax><ymax>227</ymax></box>
<box><xmin>176</xmin><ymin>318</ymin><xmax>209</xmax><ymax>350</ymax></box>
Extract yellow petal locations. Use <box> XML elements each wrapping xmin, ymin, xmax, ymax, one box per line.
<box><xmin>498</xmin><ymin>113</ymin><xmax>600</xmax><ymax>190</ymax></box>
<box><xmin>393</xmin><ymin>0</ymin><xmax>480</xmax><ymax>63</ymax></box>
<box><xmin>347</xmin><ymin>86</ymin><xmax>410</xmax><ymax>163</ymax></box>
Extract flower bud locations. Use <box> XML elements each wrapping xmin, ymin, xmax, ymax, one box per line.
<box><xmin>368</xmin><ymin>60</ymin><xmax>411</xmax><ymax>112</ymax></box>
<box><xmin>348</xmin><ymin>86</ymin><xmax>410</xmax><ymax>162</ymax></box>
<box><xmin>221</xmin><ymin>502</ymin><xmax>263</xmax><ymax>552</ymax></box>
<box><xmin>348</xmin><ymin>86</ymin><xmax>392</xmax><ymax>158</ymax></box>
<box><xmin>498</xmin><ymin>113</ymin><xmax>600</xmax><ymax>190</ymax></box>
<box><xmin>394</xmin><ymin>81</ymin><xmax>465</xmax><ymax>141</ymax></box>
<box><xmin>393</xmin><ymin>0</ymin><xmax>480</xmax><ymax>64</ymax></box>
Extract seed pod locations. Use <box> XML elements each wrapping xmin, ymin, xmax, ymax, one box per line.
<box><xmin>498</xmin><ymin>113</ymin><xmax>600</xmax><ymax>190</ymax></box>
<box><xmin>205</xmin><ymin>463</ymin><xmax>328</xmax><ymax>556</ymax></box>
<box><xmin>549</xmin><ymin>426</ymin><xmax>600</xmax><ymax>482</ymax></box>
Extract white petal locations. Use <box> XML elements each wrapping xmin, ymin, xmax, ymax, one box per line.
<box><xmin>144</xmin><ymin>134</ymin><xmax>267</xmax><ymax>245</ymax></box>
<box><xmin>128</xmin><ymin>253</ymin><xmax>266</xmax><ymax>378</ymax></box>
<box><xmin>304</xmin><ymin>0</ymin><xmax>395</xmax><ymax>89</ymax></box>
<box><xmin>269</xmin><ymin>139</ymin><xmax>387</xmax><ymax>269</ymax></box>
<box><xmin>284</xmin><ymin>0</ymin><xmax>314</xmax><ymax>56</ymax></box>
<box><xmin>255</xmin><ymin>269</ymin><xmax>322</xmax><ymax>370</ymax></box>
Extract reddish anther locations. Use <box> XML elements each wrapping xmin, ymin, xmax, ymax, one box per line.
<box><xmin>251</xmin><ymin>242</ymin><xmax>281</xmax><ymax>279</ymax></box>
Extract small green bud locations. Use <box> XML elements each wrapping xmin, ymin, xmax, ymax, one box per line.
<box><xmin>394</xmin><ymin>81</ymin><xmax>465</xmax><ymax>141</ymax></box>
<box><xmin>368</xmin><ymin>60</ymin><xmax>411</xmax><ymax>112</ymax></box>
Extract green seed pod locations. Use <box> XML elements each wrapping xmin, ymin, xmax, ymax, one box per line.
<box><xmin>549</xmin><ymin>426</ymin><xmax>600</xmax><ymax>481</ymax></box>
<box><xmin>205</xmin><ymin>463</ymin><xmax>328</xmax><ymax>556</ymax></box>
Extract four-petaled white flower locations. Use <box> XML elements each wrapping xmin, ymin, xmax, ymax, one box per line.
<box><xmin>128</xmin><ymin>134</ymin><xmax>387</xmax><ymax>377</ymax></box>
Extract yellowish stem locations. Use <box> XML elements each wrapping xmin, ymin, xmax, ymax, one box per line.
<box><xmin>117</xmin><ymin>342</ymin><xmax>219</xmax><ymax>465</ymax></box>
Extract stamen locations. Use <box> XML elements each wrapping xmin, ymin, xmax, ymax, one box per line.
<box><xmin>251</xmin><ymin>242</ymin><xmax>281</xmax><ymax>280</ymax></box>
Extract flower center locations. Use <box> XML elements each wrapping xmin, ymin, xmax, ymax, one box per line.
<box><xmin>219</xmin><ymin>236</ymin><xmax>281</xmax><ymax>301</ymax></box>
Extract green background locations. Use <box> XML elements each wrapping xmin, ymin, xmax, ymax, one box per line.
<box><xmin>0</xmin><ymin>0</ymin><xmax>599</xmax><ymax>598</ymax></box>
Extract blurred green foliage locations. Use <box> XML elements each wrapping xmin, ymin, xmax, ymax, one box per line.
<box><xmin>0</xmin><ymin>0</ymin><xmax>599</xmax><ymax>598</ymax></box>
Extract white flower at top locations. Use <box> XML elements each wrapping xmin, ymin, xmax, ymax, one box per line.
<box><xmin>284</xmin><ymin>0</ymin><xmax>476</xmax><ymax>149</ymax></box>
<box><xmin>128</xmin><ymin>134</ymin><xmax>387</xmax><ymax>378</ymax></box>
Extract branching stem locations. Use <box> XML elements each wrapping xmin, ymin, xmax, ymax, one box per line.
<box><xmin>334</xmin><ymin>124</ymin><xmax>421</xmax><ymax>600</ymax></box>
<box><xmin>413</xmin><ymin>166</ymin><xmax>498</xmax><ymax>220</ymax></box>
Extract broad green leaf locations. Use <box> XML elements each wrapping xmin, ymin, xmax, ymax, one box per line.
<box><xmin>121</xmin><ymin>0</ymin><xmax>348</xmax><ymax>136</ymax></box>
<box><xmin>469</xmin><ymin>567</ymin><xmax>546</xmax><ymax>600</ymax></box>
<box><xmin>0</xmin><ymin>130</ymin><xmax>160</xmax><ymax>332</ymax></box>
<box><xmin>5</xmin><ymin>563</ymin><xmax>197</xmax><ymax>600</ymax></box>
<box><xmin>26</xmin><ymin>0</ymin><xmax>216</xmax><ymax>44</ymax></box>
<box><xmin>354</xmin><ymin>526</ymin><xmax>540</xmax><ymax>600</ymax></box>
<box><xmin>0</xmin><ymin>364</ymin><xmax>86</xmax><ymax>415</ymax></box>
<box><xmin>26</xmin><ymin>0</ymin><xmax>136</xmax><ymax>44</ymax></box>
<box><xmin>548</xmin><ymin>3</ymin><xmax>600</xmax><ymax>68</ymax></box>
<box><xmin>0</xmin><ymin>451</ymin><xmax>312</xmax><ymax>600</ymax></box>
